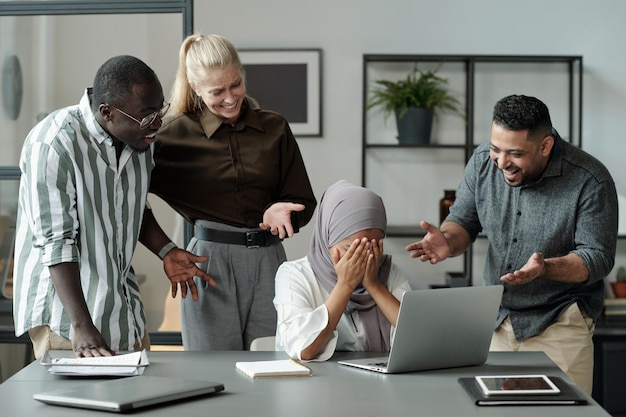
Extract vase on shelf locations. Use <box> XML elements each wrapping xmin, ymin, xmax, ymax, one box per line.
<box><xmin>394</xmin><ymin>107</ymin><xmax>433</xmax><ymax>145</ymax></box>
<box><xmin>439</xmin><ymin>190</ymin><xmax>456</xmax><ymax>225</ymax></box>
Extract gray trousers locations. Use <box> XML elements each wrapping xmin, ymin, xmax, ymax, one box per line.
<box><xmin>181</xmin><ymin>221</ymin><xmax>285</xmax><ymax>350</ymax></box>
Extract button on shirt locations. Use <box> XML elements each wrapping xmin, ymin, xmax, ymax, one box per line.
<box><xmin>13</xmin><ymin>89</ymin><xmax>153</xmax><ymax>351</ymax></box>
<box><xmin>448</xmin><ymin>138</ymin><xmax>617</xmax><ymax>340</ymax></box>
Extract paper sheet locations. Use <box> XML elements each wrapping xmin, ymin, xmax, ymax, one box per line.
<box><xmin>42</xmin><ymin>350</ymin><xmax>148</xmax><ymax>376</ymax></box>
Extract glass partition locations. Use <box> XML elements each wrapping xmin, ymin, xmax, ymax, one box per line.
<box><xmin>0</xmin><ymin>167</ymin><xmax>18</xmax><ymax>299</ymax></box>
<box><xmin>0</xmin><ymin>0</ymin><xmax>193</xmax><ymax>166</ymax></box>
<box><xmin>0</xmin><ymin>1</ymin><xmax>192</xmax><ymax>312</ymax></box>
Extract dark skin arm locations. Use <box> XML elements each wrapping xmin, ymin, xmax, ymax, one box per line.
<box><xmin>48</xmin><ymin>263</ymin><xmax>115</xmax><ymax>357</ymax></box>
<box><xmin>47</xmin><ymin>209</ymin><xmax>216</xmax><ymax>358</ymax></box>
<box><xmin>139</xmin><ymin>209</ymin><xmax>216</xmax><ymax>300</ymax></box>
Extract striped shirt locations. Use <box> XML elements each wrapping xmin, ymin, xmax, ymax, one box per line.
<box><xmin>13</xmin><ymin>89</ymin><xmax>154</xmax><ymax>351</ymax></box>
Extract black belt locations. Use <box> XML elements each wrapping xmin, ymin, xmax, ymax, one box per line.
<box><xmin>194</xmin><ymin>224</ymin><xmax>281</xmax><ymax>248</ymax></box>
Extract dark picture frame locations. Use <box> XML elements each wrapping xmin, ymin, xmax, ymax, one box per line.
<box><xmin>239</xmin><ymin>49</ymin><xmax>322</xmax><ymax>137</ymax></box>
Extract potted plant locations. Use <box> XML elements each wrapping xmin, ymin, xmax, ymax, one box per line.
<box><xmin>367</xmin><ymin>64</ymin><xmax>464</xmax><ymax>145</ymax></box>
<box><xmin>611</xmin><ymin>267</ymin><xmax>626</xmax><ymax>298</ymax></box>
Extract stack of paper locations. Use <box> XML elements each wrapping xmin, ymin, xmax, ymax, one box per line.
<box><xmin>40</xmin><ymin>350</ymin><xmax>149</xmax><ymax>376</ymax></box>
<box><xmin>235</xmin><ymin>359</ymin><xmax>312</xmax><ymax>379</ymax></box>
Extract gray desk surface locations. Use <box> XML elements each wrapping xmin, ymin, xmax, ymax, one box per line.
<box><xmin>0</xmin><ymin>350</ymin><xmax>610</xmax><ymax>417</ymax></box>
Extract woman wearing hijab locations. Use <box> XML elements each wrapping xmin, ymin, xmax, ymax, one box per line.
<box><xmin>274</xmin><ymin>180</ymin><xmax>411</xmax><ymax>361</ymax></box>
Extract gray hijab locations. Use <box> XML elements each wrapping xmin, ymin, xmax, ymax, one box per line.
<box><xmin>309</xmin><ymin>180</ymin><xmax>392</xmax><ymax>352</ymax></box>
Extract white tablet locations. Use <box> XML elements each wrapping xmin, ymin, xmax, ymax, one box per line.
<box><xmin>475</xmin><ymin>375</ymin><xmax>561</xmax><ymax>396</ymax></box>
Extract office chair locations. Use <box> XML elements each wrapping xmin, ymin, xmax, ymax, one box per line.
<box><xmin>249</xmin><ymin>336</ymin><xmax>276</xmax><ymax>351</ymax></box>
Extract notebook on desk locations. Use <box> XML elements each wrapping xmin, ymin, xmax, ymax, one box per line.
<box><xmin>33</xmin><ymin>375</ymin><xmax>224</xmax><ymax>413</ymax></box>
<box><xmin>338</xmin><ymin>285</ymin><xmax>503</xmax><ymax>374</ymax></box>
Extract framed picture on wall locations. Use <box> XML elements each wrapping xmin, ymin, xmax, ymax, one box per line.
<box><xmin>239</xmin><ymin>49</ymin><xmax>322</xmax><ymax>137</ymax></box>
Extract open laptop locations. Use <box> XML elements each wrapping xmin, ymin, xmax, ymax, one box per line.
<box><xmin>33</xmin><ymin>375</ymin><xmax>224</xmax><ymax>413</ymax></box>
<box><xmin>338</xmin><ymin>285</ymin><xmax>503</xmax><ymax>373</ymax></box>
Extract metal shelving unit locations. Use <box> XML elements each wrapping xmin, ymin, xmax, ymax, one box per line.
<box><xmin>361</xmin><ymin>54</ymin><xmax>583</xmax><ymax>285</ymax></box>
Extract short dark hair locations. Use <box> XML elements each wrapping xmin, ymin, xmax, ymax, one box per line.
<box><xmin>92</xmin><ymin>55</ymin><xmax>158</xmax><ymax>110</ymax></box>
<box><xmin>492</xmin><ymin>95</ymin><xmax>553</xmax><ymax>140</ymax></box>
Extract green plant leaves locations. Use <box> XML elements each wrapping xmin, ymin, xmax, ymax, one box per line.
<box><xmin>367</xmin><ymin>65</ymin><xmax>463</xmax><ymax>121</ymax></box>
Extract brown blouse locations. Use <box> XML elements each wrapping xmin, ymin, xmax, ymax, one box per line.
<box><xmin>150</xmin><ymin>99</ymin><xmax>317</xmax><ymax>231</ymax></box>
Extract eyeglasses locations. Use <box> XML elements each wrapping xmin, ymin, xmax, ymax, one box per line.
<box><xmin>108</xmin><ymin>102</ymin><xmax>170</xmax><ymax>129</ymax></box>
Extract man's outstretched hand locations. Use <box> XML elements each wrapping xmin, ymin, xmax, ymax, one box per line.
<box><xmin>163</xmin><ymin>249</ymin><xmax>216</xmax><ymax>300</ymax></box>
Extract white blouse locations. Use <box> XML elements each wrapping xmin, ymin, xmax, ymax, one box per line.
<box><xmin>274</xmin><ymin>256</ymin><xmax>411</xmax><ymax>361</ymax></box>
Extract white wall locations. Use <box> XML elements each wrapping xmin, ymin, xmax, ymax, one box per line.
<box><xmin>188</xmin><ymin>3</ymin><xmax>623</xmax><ymax>252</ymax></box>
<box><xmin>133</xmin><ymin>0</ymin><xmax>626</xmax><ymax>328</ymax></box>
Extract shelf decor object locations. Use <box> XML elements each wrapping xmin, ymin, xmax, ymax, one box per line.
<box><xmin>439</xmin><ymin>189</ymin><xmax>456</xmax><ymax>225</ymax></box>
<box><xmin>239</xmin><ymin>49</ymin><xmax>322</xmax><ymax>137</ymax></box>
<box><xmin>611</xmin><ymin>266</ymin><xmax>626</xmax><ymax>298</ymax></box>
<box><xmin>1</xmin><ymin>54</ymin><xmax>23</xmax><ymax>121</ymax></box>
<box><xmin>366</xmin><ymin>64</ymin><xmax>463</xmax><ymax>144</ymax></box>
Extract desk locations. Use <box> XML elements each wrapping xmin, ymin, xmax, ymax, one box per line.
<box><xmin>0</xmin><ymin>351</ymin><xmax>610</xmax><ymax>417</ymax></box>
<box><xmin>0</xmin><ymin>298</ymin><xmax>33</xmax><ymax>373</ymax></box>
<box><xmin>593</xmin><ymin>316</ymin><xmax>626</xmax><ymax>416</ymax></box>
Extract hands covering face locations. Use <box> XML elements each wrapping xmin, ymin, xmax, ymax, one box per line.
<box><xmin>331</xmin><ymin>237</ymin><xmax>384</xmax><ymax>291</ymax></box>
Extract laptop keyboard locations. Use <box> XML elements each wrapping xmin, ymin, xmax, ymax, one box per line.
<box><xmin>369</xmin><ymin>362</ymin><xmax>388</xmax><ymax>367</ymax></box>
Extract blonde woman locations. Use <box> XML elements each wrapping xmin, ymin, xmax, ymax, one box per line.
<box><xmin>150</xmin><ymin>34</ymin><xmax>316</xmax><ymax>350</ymax></box>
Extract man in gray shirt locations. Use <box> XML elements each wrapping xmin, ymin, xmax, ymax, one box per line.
<box><xmin>406</xmin><ymin>94</ymin><xmax>617</xmax><ymax>394</ymax></box>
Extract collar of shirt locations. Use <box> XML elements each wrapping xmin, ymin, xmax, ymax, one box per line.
<box><xmin>81</xmin><ymin>87</ymin><xmax>113</xmax><ymax>147</ymax></box>
<box><xmin>198</xmin><ymin>97</ymin><xmax>265</xmax><ymax>138</ymax></box>
<box><xmin>539</xmin><ymin>136</ymin><xmax>565</xmax><ymax>181</ymax></box>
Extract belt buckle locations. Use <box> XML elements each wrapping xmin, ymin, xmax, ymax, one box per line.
<box><xmin>246</xmin><ymin>231</ymin><xmax>265</xmax><ymax>248</ymax></box>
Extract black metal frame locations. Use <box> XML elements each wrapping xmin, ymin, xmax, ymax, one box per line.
<box><xmin>0</xmin><ymin>0</ymin><xmax>193</xmax><ymax>38</ymax></box>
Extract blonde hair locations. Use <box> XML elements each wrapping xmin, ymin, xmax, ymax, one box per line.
<box><xmin>169</xmin><ymin>34</ymin><xmax>244</xmax><ymax>114</ymax></box>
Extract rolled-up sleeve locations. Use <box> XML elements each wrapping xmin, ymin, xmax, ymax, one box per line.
<box><xmin>571</xmin><ymin>177</ymin><xmax>618</xmax><ymax>284</ymax></box>
<box><xmin>274</xmin><ymin>260</ymin><xmax>338</xmax><ymax>361</ymax></box>
<box><xmin>24</xmin><ymin>140</ymin><xmax>80</xmax><ymax>266</ymax></box>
